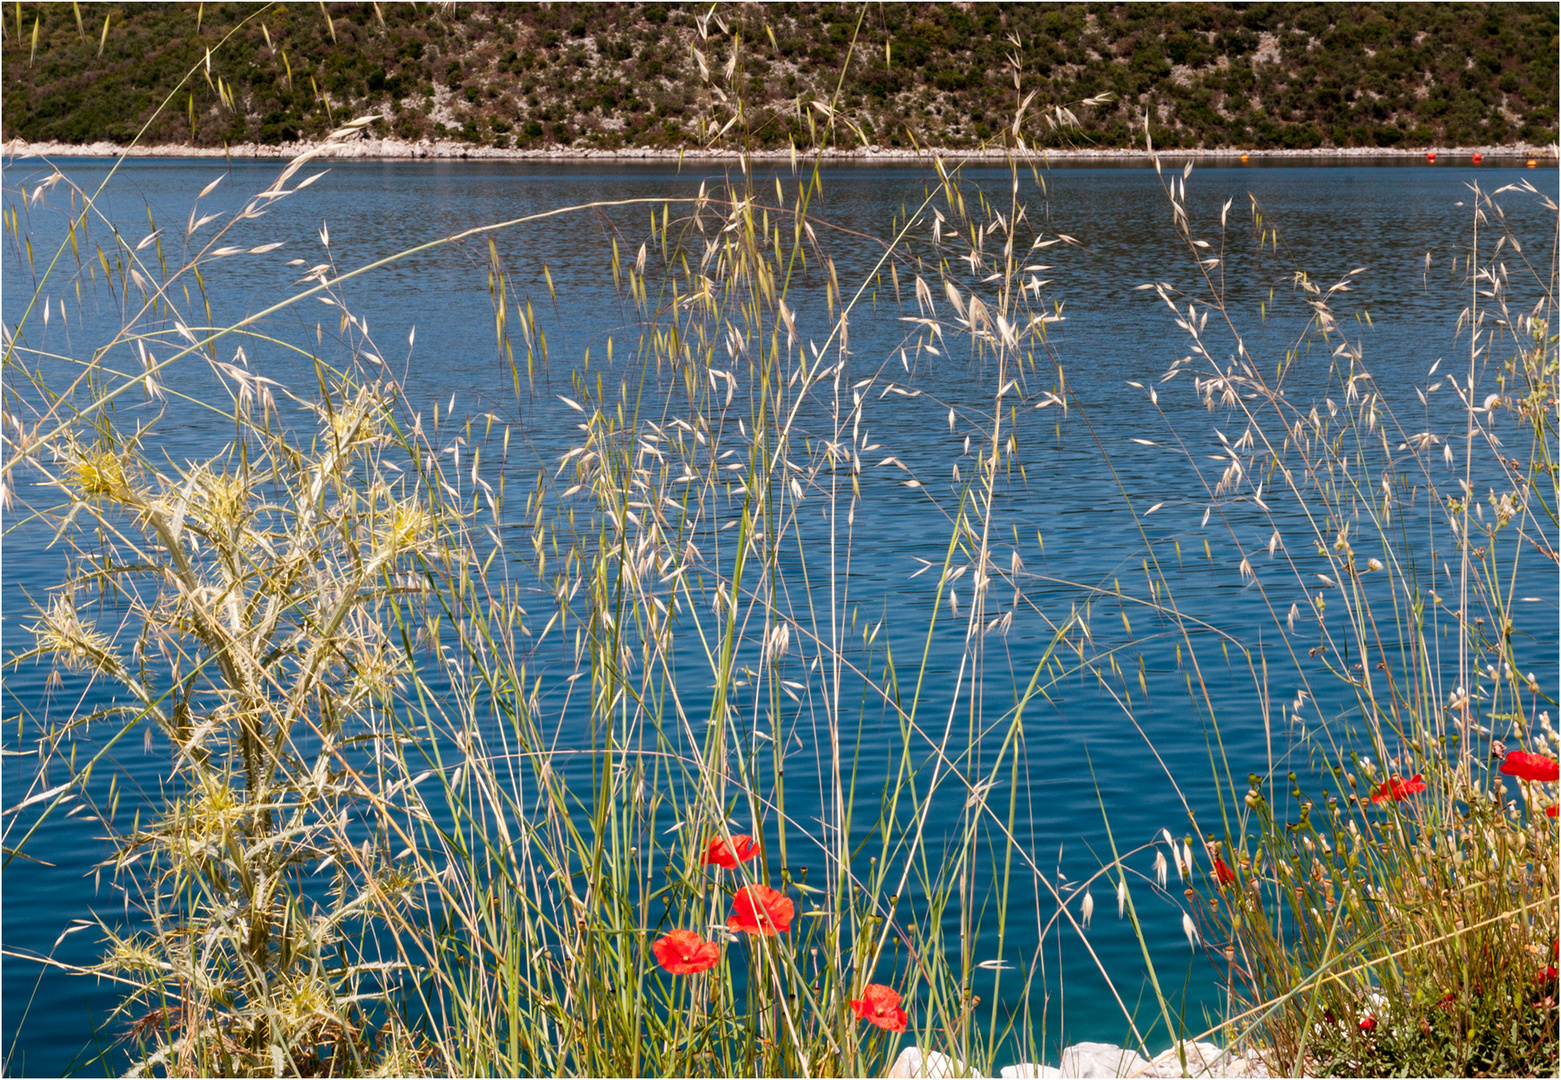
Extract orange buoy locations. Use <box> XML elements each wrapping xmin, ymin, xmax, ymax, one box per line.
<box><xmin>1528</xmin><ymin>158</ymin><xmax>1539</xmax><ymax>168</ymax></box>
<box><xmin>1426</xmin><ymin>151</ymin><xmax>1437</xmax><ymax>162</ymax></box>
<box><xmin>1240</xmin><ymin>153</ymin><xmax>1249</xmax><ymax>162</ymax></box>
<box><xmin>1472</xmin><ymin>153</ymin><xmax>1482</xmax><ymax>164</ymax></box>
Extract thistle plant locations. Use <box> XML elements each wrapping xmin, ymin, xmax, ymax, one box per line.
<box><xmin>12</xmin><ymin>331</ymin><xmax>469</xmax><ymax>1073</ymax></box>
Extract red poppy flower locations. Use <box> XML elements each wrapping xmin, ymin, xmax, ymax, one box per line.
<box><xmin>1539</xmin><ymin>966</ymin><xmax>1559</xmax><ymax>984</ymax></box>
<box><xmin>1501</xmin><ymin>752</ymin><xmax>1560</xmax><ymax>783</ymax></box>
<box><xmin>728</xmin><ymin>884</ymin><xmax>794</xmax><ymax>936</ymax></box>
<box><xmin>1370</xmin><ymin>774</ymin><xmax>1427</xmax><ymax>803</ymax></box>
<box><xmin>1547</xmin><ymin>804</ymin><xmax>1558</xmax><ymax>819</ymax></box>
<box><xmin>1213</xmin><ymin>857</ymin><xmax>1236</xmax><ymax>886</ymax></box>
<box><xmin>703</xmin><ymin>834</ymin><xmax>760</xmax><ymax>869</ymax></box>
<box><xmin>1358</xmin><ymin>1015</ymin><xmax>1377</xmax><ymax>1033</ymax></box>
<box><xmin>652</xmin><ymin>929</ymin><xmax>720</xmax><ymax>974</ymax></box>
<box><xmin>850</xmin><ymin>983</ymin><xmax>909</xmax><ymax>1033</ymax></box>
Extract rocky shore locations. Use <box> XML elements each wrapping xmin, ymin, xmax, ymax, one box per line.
<box><xmin>887</xmin><ymin>1040</ymin><xmax>1275</xmax><ymax>1079</ymax></box>
<box><xmin>4</xmin><ymin>136</ymin><xmax>1554</xmax><ymax>164</ymax></box>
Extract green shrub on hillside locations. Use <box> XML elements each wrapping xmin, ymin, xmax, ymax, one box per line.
<box><xmin>0</xmin><ymin>2</ymin><xmax>1555</xmax><ymax>151</ymax></box>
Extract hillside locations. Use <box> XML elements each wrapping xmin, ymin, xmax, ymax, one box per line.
<box><xmin>2</xmin><ymin>2</ymin><xmax>1556</xmax><ymax>154</ymax></box>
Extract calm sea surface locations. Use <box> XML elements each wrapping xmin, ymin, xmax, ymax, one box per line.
<box><xmin>4</xmin><ymin>158</ymin><xmax>1557</xmax><ymax>1075</ymax></box>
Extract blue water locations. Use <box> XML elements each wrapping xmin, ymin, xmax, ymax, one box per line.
<box><xmin>3</xmin><ymin>157</ymin><xmax>1556</xmax><ymax>1076</ymax></box>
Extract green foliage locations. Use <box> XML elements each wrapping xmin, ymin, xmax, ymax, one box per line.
<box><xmin>0</xmin><ymin>2</ymin><xmax>1555</xmax><ymax>151</ymax></box>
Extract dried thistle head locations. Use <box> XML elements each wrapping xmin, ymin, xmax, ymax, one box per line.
<box><xmin>29</xmin><ymin>590</ymin><xmax>125</xmax><ymax>678</ymax></box>
<box><xmin>195</xmin><ymin>468</ymin><xmax>250</xmax><ymax>532</ymax></box>
<box><xmin>378</xmin><ymin>498</ymin><xmax>436</xmax><ymax>557</ymax></box>
<box><xmin>328</xmin><ymin>403</ymin><xmax>377</xmax><ymax>451</ymax></box>
<box><xmin>66</xmin><ymin>446</ymin><xmax>131</xmax><ymax>501</ymax></box>
<box><xmin>100</xmin><ymin>933</ymin><xmax>172</xmax><ymax>979</ymax></box>
<box><xmin>339</xmin><ymin>614</ymin><xmax>409</xmax><ymax>706</ymax></box>
<box><xmin>160</xmin><ymin>773</ymin><xmax>245</xmax><ymax>852</ymax></box>
<box><xmin>318</xmin><ymin>383</ymin><xmax>387</xmax><ymax>454</ymax></box>
<box><xmin>278</xmin><ymin>972</ymin><xmax>337</xmax><ymax>1028</ymax></box>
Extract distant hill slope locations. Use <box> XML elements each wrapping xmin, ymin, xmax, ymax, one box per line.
<box><xmin>3</xmin><ymin>2</ymin><xmax>1556</xmax><ymax>153</ymax></box>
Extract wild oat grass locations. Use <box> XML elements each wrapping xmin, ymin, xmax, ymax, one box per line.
<box><xmin>1119</xmin><ymin>158</ymin><xmax>1560</xmax><ymax>1076</ymax></box>
<box><xmin>2</xmin><ymin>116</ymin><xmax>1122</xmax><ymax>1076</ymax></box>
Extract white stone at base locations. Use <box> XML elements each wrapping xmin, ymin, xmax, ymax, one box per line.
<box><xmin>1144</xmin><ymin>1041</ymin><xmax>1273</xmax><ymax>1077</ymax></box>
<box><xmin>886</xmin><ymin>1042</ymin><xmax>1276</xmax><ymax>1080</ymax></box>
<box><xmin>1058</xmin><ymin>1042</ymin><xmax>1153</xmax><ymax>1077</ymax></box>
<box><xmin>888</xmin><ymin>1047</ymin><xmax>975</xmax><ymax>1079</ymax></box>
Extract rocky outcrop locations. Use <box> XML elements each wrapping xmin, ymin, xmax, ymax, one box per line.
<box><xmin>888</xmin><ymin>1040</ymin><xmax>1273</xmax><ymax>1079</ymax></box>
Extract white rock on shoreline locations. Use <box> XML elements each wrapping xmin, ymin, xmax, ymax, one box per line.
<box><xmin>1059</xmin><ymin>1042</ymin><xmax>1152</xmax><ymax>1077</ymax></box>
<box><xmin>888</xmin><ymin>1040</ymin><xmax>1273</xmax><ymax>1079</ymax></box>
<box><xmin>3</xmin><ymin>135</ymin><xmax>1554</xmax><ymax>164</ymax></box>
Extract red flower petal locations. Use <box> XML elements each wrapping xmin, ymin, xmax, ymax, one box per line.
<box><xmin>1358</xmin><ymin>1015</ymin><xmax>1377</xmax><ymax>1032</ymax></box>
<box><xmin>1547</xmin><ymin>804</ymin><xmax>1558</xmax><ymax>819</ymax></box>
<box><xmin>1500</xmin><ymin>751</ymin><xmax>1560</xmax><ymax>783</ymax></box>
<box><xmin>850</xmin><ymin>984</ymin><xmax>908</xmax><ymax>1033</ymax></box>
<box><xmin>703</xmin><ymin>834</ymin><xmax>760</xmax><ymax>869</ymax></box>
<box><xmin>652</xmin><ymin>929</ymin><xmax>720</xmax><ymax>974</ymax></box>
<box><xmin>728</xmin><ymin>884</ymin><xmax>794</xmax><ymax>936</ymax></box>
<box><xmin>1213</xmin><ymin>857</ymin><xmax>1236</xmax><ymax>886</ymax></box>
<box><xmin>1371</xmin><ymin>774</ymin><xmax>1426</xmax><ymax>802</ymax></box>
